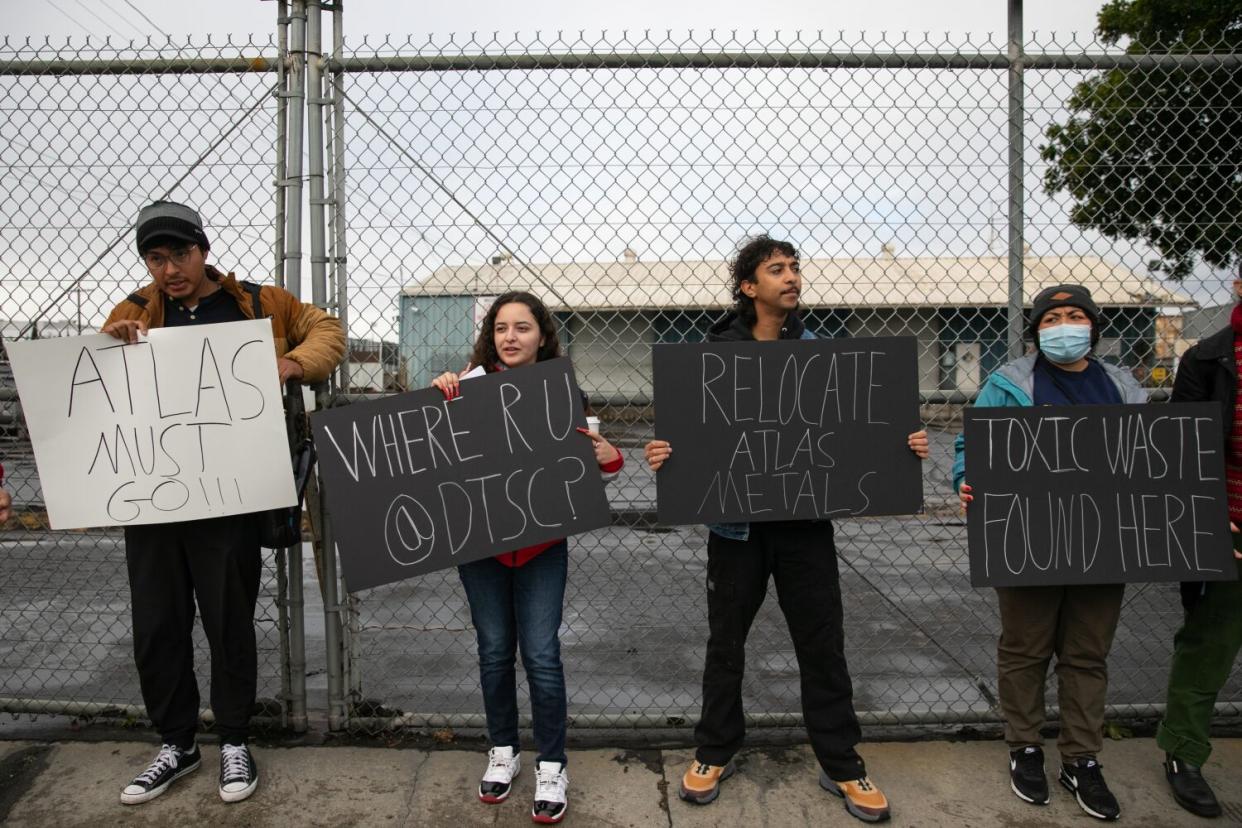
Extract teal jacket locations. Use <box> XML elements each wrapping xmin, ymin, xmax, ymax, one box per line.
<box><xmin>951</xmin><ymin>354</ymin><xmax>1147</xmax><ymax>494</ymax></box>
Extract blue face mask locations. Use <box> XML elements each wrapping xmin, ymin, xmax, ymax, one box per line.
<box><xmin>1038</xmin><ymin>323</ymin><xmax>1092</xmax><ymax>364</ymax></box>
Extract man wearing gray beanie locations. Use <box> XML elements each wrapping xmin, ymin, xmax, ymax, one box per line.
<box><xmin>102</xmin><ymin>200</ymin><xmax>346</xmax><ymax>807</ymax></box>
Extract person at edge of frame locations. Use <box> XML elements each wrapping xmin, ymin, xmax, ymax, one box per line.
<box><xmin>954</xmin><ymin>283</ymin><xmax>1145</xmax><ymax>822</ymax></box>
<box><xmin>1153</xmin><ymin>275</ymin><xmax>1242</xmax><ymax>820</ymax></box>
<box><xmin>0</xmin><ymin>462</ymin><xmax>11</xmax><ymax>524</ymax></box>
<box><xmin>100</xmin><ymin>200</ymin><xmax>346</xmax><ymax>807</ymax></box>
<box><xmin>430</xmin><ymin>290</ymin><xmax>625</xmax><ymax>826</ymax></box>
<box><xmin>643</xmin><ymin>235</ymin><xmax>931</xmax><ymax>824</ymax></box>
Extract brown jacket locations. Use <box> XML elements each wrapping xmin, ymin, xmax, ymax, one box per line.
<box><xmin>103</xmin><ymin>266</ymin><xmax>347</xmax><ymax>382</ymax></box>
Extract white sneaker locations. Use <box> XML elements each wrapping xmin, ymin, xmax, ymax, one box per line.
<box><xmin>218</xmin><ymin>743</ymin><xmax>259</xmax><ymax>803</ymax></box>
<box><xmin>479</xmin><ymin>746</ymin><xmax>521</xmax><ymax>804</ymax></box>
<box><xmin>532</xmin><ymin>760</ymin><xmax>568</xmax><ymax>824</ymax></box>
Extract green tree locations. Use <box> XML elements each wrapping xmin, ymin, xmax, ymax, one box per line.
<box><xmin>1042</xmin><ymin>0</ymin><xmax>1242</xmax><ymax>280</ymax></box>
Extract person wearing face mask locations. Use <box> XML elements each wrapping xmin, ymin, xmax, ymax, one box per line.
<box><xmin>1153</xmin><ymin>278</ymin><xmax>1242</xmax><ymax>820</ymax></box>
<box><xmin>952</xmin><ymin>284</ymin><xmax>1144</xmax><ymax>822</ymax></box>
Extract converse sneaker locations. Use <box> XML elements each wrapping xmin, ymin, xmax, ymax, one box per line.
<box><xmin>531</xmin><ymin>760</ymin><xmax>568</xmax><ymax>824</ymax></box>
<box><xmin>820</xmin><ymin>770</ymin><xmax>892</xmax><ymax>823</ymax></box>
<box><xmin>120</xmin><ymin>742</ymin><xmax>201</xmax><ymax>804</ymax></box>
<box><xmin>1059</xmin><ymin>757</ymin><xmax>1120</xmax><ymax>821</ymax></box>
<box><xmin>679</xmin><ymin>759</ymin><xmax>735</xmax><ymax>804</ymax></box>
<box><xmin>478</xmin><ymin>746</ymin><xmax>521</xmax><ymax>804</ymax></box>
<box><xmin>1009</xmin><ymin>746</ymin><xmax>1050</xmax><ymax>805</ymax></box>
<box><xmin>218</xmin><ymin>743</ymin><xmax>259</xmax><ymax>803</ymax></box>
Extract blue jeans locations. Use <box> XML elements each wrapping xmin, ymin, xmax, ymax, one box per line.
<box><xmin>458</xmin><ymin>541</ymin><xmax>569</xmax><ymax>766</ymax></box>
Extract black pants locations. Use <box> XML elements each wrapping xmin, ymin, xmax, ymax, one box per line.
<box><xmin>125</xmin><ymin>514</ymin><xmax>261</xmax><ymax>747</ymax></box>
<box><xmin>696</xmin><ymin>521</ymin><xmax>865</xmax><ymax>781</ymax></box>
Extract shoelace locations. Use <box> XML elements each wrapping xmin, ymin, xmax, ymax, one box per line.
<box><xmin>220</xmin><ymin>745</ymin><xmax>251</xmax><ymax>782</ymax></box>
<box><xmin>1071</xmin><ymin>762</ymin><xmax>1107</xmax><ymax>795</ymax></box>
<box><xmin>486</xmin><ymin>752</ymin><xmax>516</xmax><ymax>774</ymax></box>
<box><xmin>134</xmin><ymin>745</ymin><xmax>179</xmax><ymax>785</ymax></box>
<box><xmin>854</xmin><ymin>778</ymin><xmax>874</xmax><ymax>792</ymax></box>
<box><xmin>535</xmin><ymin>766</ymin><xmax>564</xmax><ymax>798</ymax></box>
<box><xmin>695</xmin><ymin>763</ymin><xmax>712</xmax><ymax>775</ymax></box>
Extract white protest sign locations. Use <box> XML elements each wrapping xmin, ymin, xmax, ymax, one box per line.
<box><xmin>4</xmin><ymin>318</ymin><xmax>298</xmax><ymax>529</ymax></box>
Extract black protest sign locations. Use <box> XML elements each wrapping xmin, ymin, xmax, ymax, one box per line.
<box><xmin>652</xmin><ymin>336</ymin><xmax>923</xmax><ymax>525</ymax></box>
<box><xmin>312</xmin><ymin>357</ymin><xmax>611</xmax><ymax>592</ymax></box>
<box><xmin>964</xmin><ymin>403</ymin><xmax>1236</xmax><ymax>587</ymax></box>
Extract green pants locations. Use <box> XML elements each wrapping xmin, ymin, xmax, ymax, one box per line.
<box><xmin>1157</xmin><ymin>557</ymin><xmax>1242</xmax><ymax>766</ymax></box>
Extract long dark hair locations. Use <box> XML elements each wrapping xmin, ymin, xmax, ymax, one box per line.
<box><xmin>729</xmin><ymin>234</ymin><xmax>799</xmax><ymax>326</ymax></box>
<box><xmin>470</xmin><ymin>291</ymin><xmax>562</xmax><ymax>372</ymax></box>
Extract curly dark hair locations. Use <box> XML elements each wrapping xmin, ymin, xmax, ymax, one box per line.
<box><xmin>729</xmin><ymin>234</ymin><xmax>800</xmax><ymax>326</ymax></box>
<box><xmin>470</xmin><ymin>291</ymin><xmax>562</xmax><ymax>371</ymax></box>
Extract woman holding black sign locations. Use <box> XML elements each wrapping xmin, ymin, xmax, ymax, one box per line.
<box><xmin>431</xmin><ymin>291</ymin><xmax>623</xmax><ymax>825</ymax></box>
<box><xmin>954</xmin><ymin>284</ymin><xmax>1144</xmax><ymax>821</ymax></box>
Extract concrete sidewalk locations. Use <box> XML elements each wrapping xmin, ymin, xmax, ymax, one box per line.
<box><xmin>2</xmin><ymin>737</ymin><xmax>1240</xmax><ymax>826</ymax></box>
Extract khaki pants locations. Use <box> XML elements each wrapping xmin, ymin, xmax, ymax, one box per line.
<box><xmin>995</xmin><ymin>583</ymin><xmax>1125</xmax><ymax>760</ymax></box>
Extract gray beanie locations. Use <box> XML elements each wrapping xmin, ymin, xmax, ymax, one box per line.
<box><xmin>135</xmin><ymin>200</ymin><xmax>211</xmax><ymax>255</ymax></box>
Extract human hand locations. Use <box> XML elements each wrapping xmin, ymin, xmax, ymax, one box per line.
<box><xmin>644</xmin><ymin>439</ymin><xmax>671</xmax><ymax>472</ymax></box>
<box><xmin>431</xmin><ymin>371</ymin><xmax>461</xmax><ymax>400</ymax></box>
<box><xmin>277</xmin><ymin>357</ymin><xmax>304</xmax><ymax>384</ymax></box>
<box><xmin>101</xmin><ymin>319</ymin><xmax>147</xmax><ymax>343</ymax></box>
<box><xmin>908</xmin><ymin>429</ymin><xmax>929</xmax><ymax>460</ymax></box>
<box><xmin>578</xmin><ymin>428</ymin><xmax>621</xmax><ymax>466</ymax></box>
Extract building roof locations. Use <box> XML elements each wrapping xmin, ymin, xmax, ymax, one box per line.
<box><xmin>403</xmin><ymin>253</ymin><xmax>1194</xmax><ymax>311</ymax></box>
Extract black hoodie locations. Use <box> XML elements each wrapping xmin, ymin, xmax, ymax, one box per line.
<box><xmin>706</xmin><ymin>309</ymin><xmax>807</xmax><ymax>342</ymax></box>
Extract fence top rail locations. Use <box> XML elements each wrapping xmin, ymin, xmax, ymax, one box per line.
<box><xmin>0</xmin><ymin>56</ymin><xmax>279</xmax><ymax>76</ymax></box>
<box><xmin>330</xmin><ymin>51</ymin><xmax>1241</xmax><ymax>73</ymax></box>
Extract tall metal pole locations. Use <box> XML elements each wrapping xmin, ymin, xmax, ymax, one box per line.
<box><xmin>306</xmin><ymin>0</ymin><xmax>347</xmax><ymax>732</ymax></box>
<box><xmin>328</xmin><ymin>0</ymin><xmax>362</xmax><ymax>707</ymax></box>
<box><xmin>330</xmin><ymin>0</ymin><xmax>352</xmax><ymax>395</ymax></box>
<box><xmin>1007</xmin><ymin>0</ymin><xmax>1025</xmax><ymax>358</ymax></box>
<box><xmin>283</xmin><ymin>4</ymin><xmax>306</xmax><ymax>298</ymax></box>
<box><xmin>280</xmin><ymin>0</ymin><xmax>309</xmax><ymax>734</ymax></box>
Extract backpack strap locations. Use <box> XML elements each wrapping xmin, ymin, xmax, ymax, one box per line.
<box><xmin>241</xmin><ymin>281</ymin><xmax>264</xmax><ymax>318</ymax></box>
<box><xmin>125</xmin><ymin>292</ymin><xmax>149</xmax><ymax>308</ymax></box>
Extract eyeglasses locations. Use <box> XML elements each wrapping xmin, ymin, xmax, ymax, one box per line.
<box><xmin>143</xmin><ymin>246</ymin><xmax>196</xmax><ymax>271</ymax></box>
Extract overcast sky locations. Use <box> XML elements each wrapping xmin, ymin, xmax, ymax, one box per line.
<box><xmin>6</xmin><ymin>1</ymin><xmax>1102</xmax><ymax>43</ymax></box>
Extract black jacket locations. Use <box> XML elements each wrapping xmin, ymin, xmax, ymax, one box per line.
<box><xmin>1171</xmin><ymin>325</ymin><xmax>1237</xmax><ymax>454</ymax></box>
<box><xmin>1170</xmin><ymin>323</ymin><xmax>1238</xmax><ymax>609</ymax></box>
<box><xmin>707</xmin><ymin>309</ymin><xmax>807</xmax><ymax>342</ymax></box>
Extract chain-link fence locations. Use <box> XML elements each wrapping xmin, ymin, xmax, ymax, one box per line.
<box><xmin>1</xmin><ymin>10</ymin><xmax>1239</xmax><ymax>738</ymax></box>
<box><xmin>0</xmin><ymin>34</ymin><xmax>301</xmax><ymax>727</ymax></box>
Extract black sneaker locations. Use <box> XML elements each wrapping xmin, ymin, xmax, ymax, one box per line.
<box><xmin>1059</xmin><ymin>757</ymin><xmax>1120</xmax><ymax>821</ymax></box>
<box><xmin>120</xmin><ymin>742</ymin><xmax>201</xmax><ymax>804</ymax></box>
<box><xmin>1165</xmin><ymin>754</ymin><xmax>1222</xmax><ymax>818</ymax></box>
<box><xmin>1009</xmin><ymin>746</ymin><xmax>1050</xmax><ymax>805</ymax></box>
<box><xmin>218</xmin><ymin>743</ymin><xmax>259</xmax><ymax>803</ymax></box>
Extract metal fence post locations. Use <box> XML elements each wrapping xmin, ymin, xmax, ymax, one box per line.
<box><xmin>280</xmin><ymin>0</ymin><xmax>311</xmax><ymax>734</ymax></box>
<box><xmin>1007</xmin><ymin>0</ymin><xmax>1025</xmax><ymax>359</ymax></box>
<box><xmin>306</xmin><ymin>0</ymin><xmax>349</xmax><ymax>732</ymax></box>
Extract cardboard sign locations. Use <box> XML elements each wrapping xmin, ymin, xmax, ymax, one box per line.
<box><xmin>4</xmin><ymin>319</ymin><xmax>297</xmax><ymax>528</ymax></box>
<box><xmin>312</xmin><ymin>357</ymin><xmax>611</xmax><ymax>592</ymax></box>
<box><xmin>964</xmin><ymin>403</ymin><xmax>1237</xmax><ymax>586</ymax></box>
<box><xmin>652</xmin><ymin>336</ymin><xmax>923</xmax><ymax>525</ymax></box>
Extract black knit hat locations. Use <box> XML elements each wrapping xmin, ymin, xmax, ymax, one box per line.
<box><xmin>1028</xmin><ymin>284</ymin><xmax>1100</xmax><ymax>335</ymax></box>
<box><xmin>134</xmin><ymin>200</ymin><xmax>211</xmax><ymax>255</ymax></box>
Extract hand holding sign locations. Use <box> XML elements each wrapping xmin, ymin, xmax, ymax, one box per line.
<box><xmin>651</xmin><ymin>336</ymin><xmax>923</xmax><ymax>525</ymax></box>
<box><xmin>312</xmin><ymin>357</ymin><xmax>611</xmax><ymax>592</ymax></box>
<box><xmin>963</xmin><ymin>403</ymin><xmax>1236</xmax><ymax>586</ymax></box>
<box><xmin>5</xmin><ymin>319</ymin><xmax>297</xmax><ymax>529</ymax></box>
